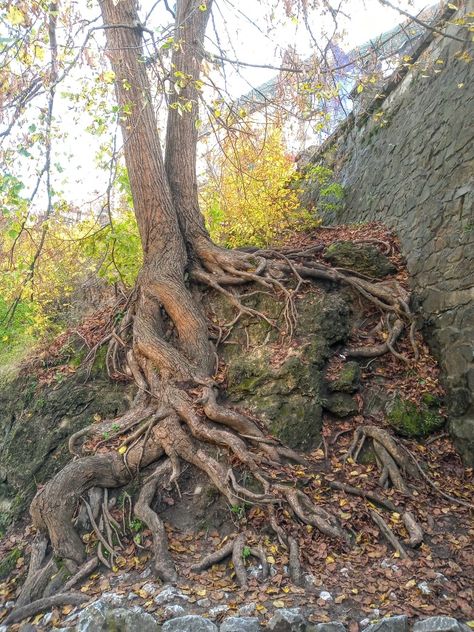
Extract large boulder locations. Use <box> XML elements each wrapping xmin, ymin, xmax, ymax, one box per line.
<box><xmin>75</xmin><ymin>597</ymin><xmax>160</xmax><ymax>632</ymax></box>
<box><xmin>385</xmin><ymin>394</ymin><xmax>445</xmax><ymax>438</ymax></box>
<box><xmin>219</xmin><ymin>291</ymin><xmax>350</xmax><ymax>450</ymax></box>
<box><xmin>0</xmin><ymin>360</ymin><xmax>130</xmax><ymax>534</ymax></box>
<box><xmin>323</xmin><ymin>242</ymin><xmax>396</xmax><ymax>278</ymax></box>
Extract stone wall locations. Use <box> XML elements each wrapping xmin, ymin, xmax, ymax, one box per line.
<box><xmin>301</xmin><ymin>3</ymin><xmax>474</xmax><ymax>463</ymax></box>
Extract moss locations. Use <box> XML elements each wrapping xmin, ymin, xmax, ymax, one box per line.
<box><xmin>328</xmin><ymin>361</ymin><xmax>360</xmax><ymax>393</ymax></box>
<box><xmin>386</xmin><ymin>395</ymin><xmax>445</xmax><ymax>438</ymax></box>
<box><xmin>323</xmin><ymin>392</ymin><xmax>358</xmax><ymax>418</ymax></box>
<box><xmin>0</xmin><ymin>547</ymin><xmax>22</xmax><ymax>580</ymax></box>
<box><xmin>324</xmin><ymin>241</ymin><xmax>396</xmax><ymax>278</ymax></box>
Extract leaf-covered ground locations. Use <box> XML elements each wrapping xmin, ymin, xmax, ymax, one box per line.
<box><xmin>1</xmin><ymin>224</ymin><xmax>473</xmax><ymax>630</ymax></box>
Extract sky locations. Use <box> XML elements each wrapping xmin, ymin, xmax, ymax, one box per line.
<box><xmin>3</xmin><ymin>0</ymin><xmax>433</xmax><ymax>214</ymax></box>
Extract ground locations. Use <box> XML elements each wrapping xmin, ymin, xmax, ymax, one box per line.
<box><xmin>0</xmin><ymin>224</ymin><xmax>473</xmax><ymax>630</ymax></box>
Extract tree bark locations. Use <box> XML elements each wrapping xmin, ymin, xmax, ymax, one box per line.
<box><xmin>165</xmin><ymin>0</ymin><xmax>215</xmax><ymax>255</ymax></box>
<box><xmin>99</xmin><ymin>0</ymin><xmax>213</xmax><ymax>375</ymax></box>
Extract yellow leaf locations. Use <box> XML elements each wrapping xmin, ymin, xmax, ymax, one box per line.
<box><xmin>118</xmin><ymin>446</ymin><xmax>127</xmax><ymax>454</ymax></box>
<box><xmin>405</xmin><ymin>579</ymin><xmax>416</xmax><ymax>589</ymax></box>
<box><xmin>448</xmin><ymin>3</ymin><xmax>458</xmax><ymax>9</ymax></box>
<box><xmin>33</xmin><ymin>613</ymin><xmax>44</xmax><ymax>624</ymax></box>
<box><xmin>256</xmin><ymin>604</ymin><xmax>267</xmax><ymax>613</ymax></box>
<box><xmin>465</xmin><ymin>622</ymin><xmax>474</xmax><ymax>628</ymax></box>
<box><xmin>103</xmin><ymin>70</ymin><xmax>116</xmax><ymax>84</ymax></box>
<box><xmin>357</xmin><ymin>84</ymin><xmax>364</xmax><ymax>94</ymax></box>
<box><xmin>196</xmin><ymin>589</ymin><xmax>207</xmax><ymax>596</ymax></box>
<box><xmin>62</xmin><ymin>605</ymin><xmax>74</xmax><ymax>615</ymax></box>
<box><xmin>273</xmin><ymin>600</ymin><xmax>285</xmax><ymax>608</ymax></box>
<box><xmin>34</xmin><ymin>45</ymin><xmax>45</xmax><ymax>61</ymax></box>
<box><xmin>266</xmin><ymin>555</ymin><xmax>276</xmax><ymax>564</ymax></box>
<box><xmin>325</xmin><ymin>555</ymin><xmax>335</xmax><ymax>564</ymax></box>
<box><xmin>7</xmin><ymin>6</ymin><xmax>25</xmax><ymax>25</ymax></box>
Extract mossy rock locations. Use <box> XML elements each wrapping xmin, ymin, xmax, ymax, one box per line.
<box><xmin>328</xmin><ymin>361</ymin><xmax>361</xmax><ymax>393</ymax></box>
<box><xmin>222</xmin><ymin>289</ymin><xmax>353</xmax><ymax>450</ymax></box>
<box><xmin>323</xmin><ymin>392</ymin><xmax>358</xmax><ymax>418</ymax></box>
<box><xmin>0</xmin><ymin>370</ymin><xmax>131</xmax><ymax>531</ymax></box>
<box><xmin>323</xmin><ymin>241</ymin><xmax>396</xmax><ymax>278</ymax></box>
<box><xmin>386</xmin><ymin>394</ymin><xmax>445</xmax><ymax>438</ymax></box>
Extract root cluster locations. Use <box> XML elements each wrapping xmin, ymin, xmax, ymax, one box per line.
<box><xmin>6</xmin><ymin>242</ymin><xmax>442</xmax><ymax>626</ymax></box>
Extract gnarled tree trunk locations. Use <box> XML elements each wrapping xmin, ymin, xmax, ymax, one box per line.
<box><xmin>10</xmin><ymin>2</ymin><xmax>424</xmax><ymax>621</ymax></box>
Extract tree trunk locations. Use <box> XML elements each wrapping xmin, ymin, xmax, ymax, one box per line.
<box><xmin>165</xmin><ymin>0</ymin><xmax>214</xmax><ymax>256</ymax></box>
<box><xmin>99</xmin><ymin>0</ymin><xmax>213</xmax><ymax>376</ymax></box>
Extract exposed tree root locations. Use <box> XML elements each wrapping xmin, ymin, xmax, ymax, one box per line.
<box><xmin>4</xmin><ymin>592</ymin><xmax>89</xmax><ymax>626</ymax></box>
<box><xmin>191</xmin><ymin>532</ymin><xmax>270</xmax><ymax>588</ymax></box>
<box><xmin>370</xmin><ymin>509</ymin><xmax>409</xmax><ymax>559</ymax></box>
<box><xmin>15</xmin><ymin>241</ymin><xmax>427</xmax><ymax>615</ymax></box>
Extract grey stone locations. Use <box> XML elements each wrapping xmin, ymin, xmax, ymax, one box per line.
<box><xmin>163</xmin><ymin>605</ymin><xmax>186</xmax><ymax>619</ymax></box>
<box><xmin>208</xmin><ymin>605</ymin><xmax>229</xmax><ymax>618</ymax></box>
<box><xmin>238</xmin><ymin>603</ymin><xmax>257</xmax><ymax>616</ymax></box>
<box><xmin>220</xmin><ymin>616</ymin><xmax>262</xmax><ymax>631</ymax></box>
<box><xmin>162</xmin><ymin>615</ymin><xmax>218</xmax><ymax>632</ymax></box>
<box><xmin>309</xmin><ymin>623</ymin><xmax>347</xmax><ymax>632</ymax></box>
<box><xmin>76</xmin><ymin>601</ymin><xmax>160</xmax><ymax>632</ymax></box>
<box><xmin>364</xmin><ymin>615</ymin><xmax>409</xmax><ymax>632</ymax></box>
<box><xmin>323</xmin><ymin>392</ymin><xmax>358</xmax><ymax>417</ymax></box>
<box><xmin>197</xmin><ymin>598</ymin><xmax>211</xmax><ymax>608</ymax></box>
<box><xmin>154</xmin><ymin>585</ymin><xmax>189</xmax><ymax>605</ymax></box>
<box><xmin>413</xmin><ymin>617</ymin><xmax>469</xmax><ymax>632</ymax></box>
<box><xmin>268</xmin><ymin>608</ymin><xmax>306</xmax><ymax>632</ymax></box>
<box><xmin>323</xmin><ymin>241</ymin><xmax>396</xmax><ymax>278</ymax></box>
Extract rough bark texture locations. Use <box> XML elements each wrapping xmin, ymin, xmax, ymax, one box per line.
<box><xmin>11</xmin><ymin>2</ymin><xmax>430</xmax><ymax>621</ymax></box>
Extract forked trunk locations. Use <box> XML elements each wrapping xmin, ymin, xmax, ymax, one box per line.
<box><xmin>99</xmin><ymin>0</ymin><xmax>213</xmax><ymax>376</ymax></box>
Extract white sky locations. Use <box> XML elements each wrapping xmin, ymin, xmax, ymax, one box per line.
<box><xmin>4</xmin><ymin>0</ymin><xmax>432</xmax><ymax>213</ymax></box>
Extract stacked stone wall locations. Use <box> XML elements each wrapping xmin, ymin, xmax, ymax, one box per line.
<box><xmin>302</xmin><ymin>2</ymin><xmax>474</xmax><ymax>462</ymax></box>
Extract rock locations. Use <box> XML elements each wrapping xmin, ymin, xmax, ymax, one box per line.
<box><xmin>413</xmin><ymin>617</ymin><xmax>470</xmax><ymax>632</ymax></box>
<box><xmin>319</xmin><ymin>591</ymin><xmax>333</xmax><ymax>601</ymax></box>
<box><xmin>162</xmin><ymin>615</ymin><xmax>218</xmax><ymax>632</ymax></box>
<box><xmin>220</xmin><ymin>616</ymin><xmax>262</xmax><ymax>631</ymax></box>
<box><xmin>154</xmin><ymin>585</ymin><xmax>189</xmax><ymax>605</ymax></box>
<box><xmin>418</xmin><ymin>581</ymin><xmax>431</xmax><ymax>595</ymax></box>
<box><xmin>363</xmin><ymin>615</ymin><xmax>409</xmax><ymax>631</ymax></box>
<box><xmin>238</xmin><ymin>603</ymin><xmax>257</xmax><ymax>616</ymax></box>
<box><xmin>0</xmin><ymin>369</ymin><xmax>130</xmax><ymax>532</ymax></box>
<box><xmin>142</xmin><ymin>582</ymin><xmax>158</xmax><ymax>595</ymax></box>
<box><xmin>308</xmin><ymin>623</ymin><xmax>347</xmax><ymax>632</ymax></box>
<box><xmin>328</xmin><ymin>361</ymin><xmax>361</xmax><ymax>393</ymax></box>
<box><xmin>75</xmin><ymin>600</ymin><xmax>160</xmax><ymax>632</ymax></box>
<box><xmin>268</xmin><ymin>608</ymin><xmax>306</xmax><ymax>632</ymax></box>
<box><xmin>197</xmin><ymin>598</ymin><xmax>211</xmax><ymax>608</ymax></box>
<box><xmin>385</xmin><ymin>394</ymin><xmax>445</xmax><ymax>438</ymax></box>
<box><xmin>208</xmin><ymin>605</ymin><xmax>229</xmax><ymax>618</ymax></box>
<box><xmin>163</xmin><ymin>605</ymin><xmax>186</xmax><ymax>619</ymax></box>
<box><xmin>323</xmin><ymin>241</ymin><xmax>396</xmax><ymax>278</ymax></box>
<box><xmin>323</xmin><ymin>392</ymin><xmax>358</xmax><ymax>417</ymax></box>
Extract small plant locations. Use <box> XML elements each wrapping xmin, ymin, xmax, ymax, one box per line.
<box><xmin>302</xmin><ymin>164</ymin><xmax>344</xmax><ymax>217</ymax></box>
<box><xmin>242</xmin><ymin>545</ymin><xmax>251</xmax><ymax>560</ymax></box>
<box><xmin>230</xmin><ymin>504</ymin><xmax>246</xmax><ymax>520</ymax></box>
<box><xmin>102</xmin><ymin>431</ymin><xmax>110</xmax><ymax>440</ymax></box>
<box><xmin>129</xmin><ymin>517</ymin><xmax>144</xmax><ymax>532</ymax></box>
<box><xmin>111</xmin><ymin>423</ymin><xmax>121</xmax><ymax>432</ymax></box>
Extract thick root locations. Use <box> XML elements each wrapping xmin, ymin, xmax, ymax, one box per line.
<box><xmin>134</xmin><ymin>459</ymin><xmax>178</xmax><ymax>582</ymax></box>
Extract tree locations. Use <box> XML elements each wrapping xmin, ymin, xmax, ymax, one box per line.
<box><xmin>3</xmin><ymin>0</ymin><xmax>445</xmax><ymax>623</ymax></box>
